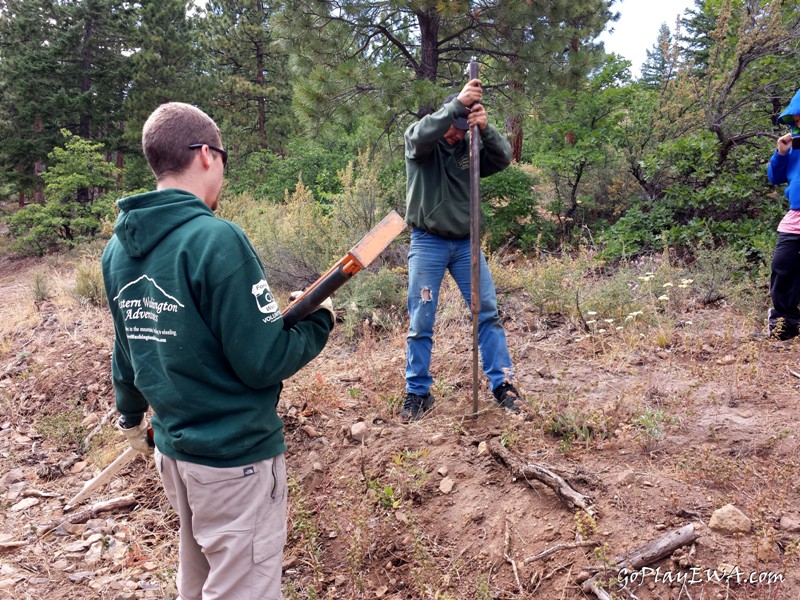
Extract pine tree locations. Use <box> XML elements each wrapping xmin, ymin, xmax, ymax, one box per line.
<box><xmin>54</xmin><ymin>0</ymin><xmax>134</xmax><ymax>144</ymax></box>
<box><xmin>126</xmin><ymin>0</ymin><xmax>207</xmax><ymax>139</ymax></box>
<box><xmin>0</xmin><ymin>0</ymin><xmax>63</xmax><ymax>203</ymax></box>
<box><xmin>0</xmin><ymin>0</ymin><xmax>136</xmax><ymax>203</ymax></box>
<box><xmin>640</xmin><ymin>23</ymin><xmax>677</xmax><ymax>89</ymax></box>
<box><xmin>201</xmin><ymin>0</ymin><xmax>293</xmax><ymax>155</ymax></box>
<box><xmin>273</xmin><ymin>0</ymin><xmax>616</xmax><ymax>159</ymax></box>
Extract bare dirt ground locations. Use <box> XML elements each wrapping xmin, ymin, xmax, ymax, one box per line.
<box><xmin>1</xmin><ymin>251</ymin><xmax>799</xmax><ymax>600</ymax></box>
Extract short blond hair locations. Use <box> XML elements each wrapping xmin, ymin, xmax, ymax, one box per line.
<box><xmin>142</xmin><ymin>102</ymin><xmax>222</xmax><ymax>179</ymax></box>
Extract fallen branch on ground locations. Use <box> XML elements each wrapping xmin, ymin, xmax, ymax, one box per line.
<box><xmin>504</xmin><ymin>519</ymin><xmax>523</xmax><ymax>594</ymax></box>
<box><xmin>524</xmin><ymin>539</ymin><xmax>601</xmax><ymax>564</ymax></box>
<box><xmin>37</xmin><ymin>495</ymin><xmax>138</xmax><ymax>536</ymax></box>
<box><xmin>579</xmin><ymin>523</ymin><xmax>699</xmax><ymax>600</ymax></box>
<box><xmin>488</xmin><ymin>440</ymin><xmax>596</xmax><ymax>516</ymax></box>
<box><xmin>0</xmin><ymin>541</ymin><xmax>27</xmax><ymax>551</ymax></box>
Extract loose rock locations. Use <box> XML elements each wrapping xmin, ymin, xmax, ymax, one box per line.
<box><xmin>349</xmin><ymin>422</ymin><xmax>369</xmax><ymax>443</ymax></box>
<box><xmin>439</xmin><ymin>477</ymin><xmax>455</xmax><ymax>494</ymax></box>
<box><xmin>708</xmin><ymin>504</ymin><xmax>752</xmax><ymax>535</ymax></box>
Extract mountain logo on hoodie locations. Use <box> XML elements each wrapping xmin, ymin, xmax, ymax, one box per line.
<box><xmin>251</xmin><ymin>279</ymin><xmax>279</xmax><ymax>315</ymax></box>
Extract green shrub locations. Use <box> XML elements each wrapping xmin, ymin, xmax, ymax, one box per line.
<box><xmin>690</xmin><ymin>243</ymin><xmax>761</xmax><ymax>309</ymax></box>
<box><xmin>223</xmin><ymin>151</ymin><xmax>399</xmax><ymax>293</ymax></box>
<box><xmin>482</xmin><ymin>164</ymin><xmax>554</xmax><ymax>252</ymax></box>
<box><xmin>519</xmin><ymin>253</ymin><xmax>593</xmax><ymax>315</ymax></box>
<box><xmin>30</xmin><ymin>270</ymin><xmax>51</xmax><ymax>303</ymax></box>
<box><xmin>338</xmin><ymin>268</ymin><xmax>407</xmax><ymax>339</ymax></box>
<box><xmin>599</xmin><ymin>140</ymin><xmax>781</xmax><ymax>263</ymax></box>
<box><xmin>226</xmin><ymin>137</ymin><xmax>351</xmax><ymax>202</ymax></box>
<box><xmin>8</xmin><ymin>131</ymin><xmax>118</xmax><ymax>255</ymax></box>
<box><xmin>74</xmin><ymin>261</ymin><xmax>107</xmax><ymax>306</ymax></box>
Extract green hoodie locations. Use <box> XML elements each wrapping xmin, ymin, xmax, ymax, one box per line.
<box><xmin>404</xmin><ymin>98</ymin><xmax>512</xmax><ymax>239</ymax></box>
<box><xmin>102</xmin><ymin>189</ymin><xmax>333</xmax><ymax>467</ymax></box>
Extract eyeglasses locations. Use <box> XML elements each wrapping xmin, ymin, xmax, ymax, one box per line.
<box><xmin>188</xmin><ymin>143</ymin><xmax>228</xmax><ymax>168</ymax></box>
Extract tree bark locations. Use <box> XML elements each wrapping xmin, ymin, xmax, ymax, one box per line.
<box><xmin>415</xmin><ymin>9</ymin><xmax>440</xmax><ymax>84</ymax></box>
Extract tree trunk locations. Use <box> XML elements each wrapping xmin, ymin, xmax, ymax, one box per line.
<box><xmin>415</xmin><ymin>9</ymin><xmax>440</xmax><ymax>83</ymax></box>
<box><xmin>78</xmin><ymin>14</ymin><xmax>94</xmax><ymax>204</ymax></box>
<box><xmin>116</xmin><ymin>150</ymin><xmax>124</xmax><ymax>187</ymax></box>
<box><xmin>506</xmin><ymin>78</ymin><xmax>524</xmax><ymax>162</ymax></box>
<box><xmin>256</xmin><ymin>1</ymin><xmax>266</xmax><ymax>142</ymax></box>
<box><xmin>80</xmin><ymin>16</ymin><xmax>93</xmax><ymax>139</ymax></box>
<box><xmin>413</xmin><ymin>8</ymin><xmax>441</xmax><ymax>117</ymax></box>
<box><xmin>508</xmin><ymin>116</ymin><xmax>523</xmax><ymax>162</ymax></box>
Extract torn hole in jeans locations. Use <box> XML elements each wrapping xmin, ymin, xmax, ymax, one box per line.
<box><xmin>420</xmin><ymin>287</ymin><xmax>433</xmax><ymax>303</ymax></box>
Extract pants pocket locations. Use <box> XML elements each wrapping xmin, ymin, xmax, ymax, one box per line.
<box><xmin>253</xmin><ymin>455</ymin><xmax>287</xmax><ymax>563</ymax></box>
<box><xmin>187</xmin><ymin>463</ymin><xmax>263</xmax><ymax>536</ymax></box>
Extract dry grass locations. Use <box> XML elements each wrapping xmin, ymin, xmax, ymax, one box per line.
<box><xmin>2</xmin><ymin>247</ymin><xmax>800</xmax><ymax>599</ymax></box>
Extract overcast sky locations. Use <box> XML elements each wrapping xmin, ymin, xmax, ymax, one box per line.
<box><xmin>598</xmin><ymin>0</ymin><xmax>696</xmax><ymax>78</ymax></box>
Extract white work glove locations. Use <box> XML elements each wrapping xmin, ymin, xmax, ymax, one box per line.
<box><xmin>318</xmin><ymin>297</ymin><xmax>335</xmax><ymax>325</ymax></box>
<box><xmin>289</xmin><ymin>291</ymin><xmax>336</xmax><ymax>325</ymax></box>
<box><xmin>117</xmin><ymin>416</ymin><xmax>153</xmax><ymax>454</ymax></box>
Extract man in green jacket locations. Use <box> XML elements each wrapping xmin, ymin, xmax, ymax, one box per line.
<box><xmin>402</xmin><ymin>78</ymin><xmax>524</xmax><ymax>422</ymax></box>
<box><xmin>102</xmin><ymin>102</ymin><xmax>334</xmax><ymax>600</ymax></box>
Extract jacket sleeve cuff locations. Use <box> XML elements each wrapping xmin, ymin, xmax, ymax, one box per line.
<box><xmin>118</xmin><ymin>412</ymin><xmax>145</xmax><ymax>428</ymax></box>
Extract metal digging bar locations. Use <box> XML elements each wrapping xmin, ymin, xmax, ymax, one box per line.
<box><xmin>468</xmin><ymin>57</ymin><xmax>480</xmax><ymax>418</ymax></box>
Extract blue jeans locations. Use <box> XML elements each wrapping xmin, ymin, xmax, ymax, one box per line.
<box><xmin>405</xmin><ymin>228</ymin><xmax>513</xmax><ymax>395</ymax></box>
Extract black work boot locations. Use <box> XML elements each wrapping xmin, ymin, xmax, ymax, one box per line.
<box><xmin>492</xmin><ymin>382</ymin><xmax>525</xmax><ymax>414</ymax></box>
<box><xmin>400</xmin><ymin>392</ymin><xmax>434</xmax><ymax>422</ymax></box>
<box><xmin>768</xmin><ymin>308</ymin><xmax>799</xmax><ymax>341</ymax></box>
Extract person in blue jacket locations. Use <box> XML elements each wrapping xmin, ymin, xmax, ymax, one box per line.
<box><xmin>767</xmin><ymin>89</ymin><xmax>800</xmax><ymax>340</ymax></box>
<box><xmin>102</xmin><ymin>102</ymin><xmax>334</xmax><ymax>599</ymax></box>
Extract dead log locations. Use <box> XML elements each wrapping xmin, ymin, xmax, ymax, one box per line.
<box><xmin>37</xmin><ymin>494</ymin><xmax>138</xmax><ymax>536</ymax></box>
<box><xmin>488</xmin><ymin>440</ymin><xmax>596</xmax><ymax>516</ymax></box>
<box><xmin>580</xmin><ymin>523</ymin><xmax>699</xmax><ymax>599</ymax></box>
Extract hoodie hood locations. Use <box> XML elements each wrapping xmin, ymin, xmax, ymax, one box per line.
<box><xmin>778</xmin><ymin>89</ymin><xmax>800</xmax><ymax>130</ymax></box>
<box><xmin>113</xmin><ymin>189</ymin><xmax>213</xmax><ymax>258</ymax></box>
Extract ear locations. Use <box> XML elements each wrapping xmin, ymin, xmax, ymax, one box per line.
<box><xmin>196</xmin><ymin>145</ymin><xmax>213</xmax><ymax>170</ymax></box>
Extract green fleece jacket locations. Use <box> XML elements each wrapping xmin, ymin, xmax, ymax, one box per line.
<box><xmin>404</xmin><ymin>98</ymin><xmax>513</xmax><ymax>238</ymax></box>
<box><xmin>101</xmin><ymin>189</ymin><xmax>333</xmax><ymax>467</ymax></box>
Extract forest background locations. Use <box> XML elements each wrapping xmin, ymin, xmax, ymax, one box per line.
<box><xmin>0</xmin><ymin>0</ymin><xmax>798</xmax><ymax>290</ymax></box>
<box><xmin>2</xmin><ymin>2</ymin><xmax>800</xmax><ymax>598</ymax></box>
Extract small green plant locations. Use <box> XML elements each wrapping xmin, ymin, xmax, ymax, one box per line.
<box><xmin>287</xmin><ymin>475</ymin><xmax>322</xmax><ymax>569</ymax></box>
<box><xmin>575</xmin><ymin>511</ymin><xmax>599</xmax><ymax>538</ymax></box>
<box><xmin>385</xmin><ymin>393</ymin><xmax>402</xmax><ymax>413</ymax></box>
<box><xmin>475</xmin><ymin>575</ymin><xmax>492</xmax><ymax>600</ymax></box>
<box><xmin>592</xmin><ymin>542</ymin><xmax>611</xmax><ymax>564</ymax></box>
<box><xmin>544</xmin><ymin>408</ymin><xmax>610</xmax><ymax>447</ymax></box>
<box><xmin>74</xmin><ymin>261</ymin><xmax>107</xmax><ymax>306</ymax></box>
<box><xmin>367</xmin><ymin>480</ymin><xmax>401</xmax><ymax>510</ymax></box>
<box><xmin>391</xmin><ymin>448</ymin><xmax>430</xmax><ymax>465</ymax></box>
<box><xmin>30</xmin><ymin>270</ymin><xmax>51</xmax><ymax>303</ymax></box>
<box><xmin>632</xmin><ymin>407</ymin><xmax>675</xmax><ymax>439</ymax></box>
<box><xmin>383</xmin><ymin>448</ymin><xmax>431</xmax><ymax>502</ymax></box>
<box><xmin>500</xmin><ymin>429</ymin><xmax>518</xmax><ymax>448</ymax></box>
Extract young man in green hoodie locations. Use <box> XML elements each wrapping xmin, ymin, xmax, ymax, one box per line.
<box><xmin>102</xmin><ymin>102</ymin><xmax>334</xmax><ymax>600</ymax></box>
<box><xmin>401</xmin><ymin>78</ymin><xmax>524</xmax><ymax>422</ymax></box>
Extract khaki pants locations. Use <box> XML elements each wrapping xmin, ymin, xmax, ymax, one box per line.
<box><xmin>155</xmin><ymin>449</ymin><xmax>287</xmax><ymax>600</ymax></box>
